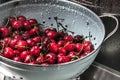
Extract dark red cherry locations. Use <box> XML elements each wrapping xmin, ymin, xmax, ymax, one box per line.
<box><xmin>73</xmin><ymin>35</ymin><xmax>84</xmax><ymax>43</ymax></box>
<box><xmin>0</xmin><ymin>27</ymin><xmax>9</xmax><ymax>37</ymax></box>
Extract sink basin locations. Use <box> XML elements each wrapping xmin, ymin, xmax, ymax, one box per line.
<box><xmin>80</xmin><ymin>62</ymin><xmax>120</xmax><ymax>80</ymax></box>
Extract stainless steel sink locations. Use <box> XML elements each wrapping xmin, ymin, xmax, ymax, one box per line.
<box><xmin>80</xmin><ymin>62</ymin><xmax>120</xmax><ymax>80</ymax></box>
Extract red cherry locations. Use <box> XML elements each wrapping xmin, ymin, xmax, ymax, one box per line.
<box><xmin>49</xmin><ymin>42</ymin><xmax>58</xmax><ymax>53</ymax></box>
<box><xmin>9</xmin><ymin>38</ymin><xmax>18</xmax><ymax>49</ymax></box>
<box><xmin>0</xmin><ymin>27</ymin><xmax>9</xmax><ymax>37</ymax></box>
<box><xmin>57</xmin><ymin>53</ymin><xmax>65</xmax><ymax>58</ymax></box>
<box><xmin>29</xmin><ymin>27</ymin><xmax>39</xmax><ymax>36</ymax></box>
<box><xmin>29</xmin><ymin>19</ymin><xmax>37</xmax><ymax>25</ymax></box>
<box><xmin>67</xmin><ymin>51</ymin><xmax>78</xmax><ymax>60</ymax></box>
<box><xmin>4</xmin><ymin>37</ymin><xmax>11</xmax><ymax>43</ymax></box>
<box><xmin>16</xmin><ymin>40</ymin><xmax>28</xmax><ymax>51</ymax></box>
<box><xmin>83</xmin><ymin>41</ymin><xmax>92</xmax><ymax>49</ymax></box>
<box><xmin>75</xmin><ymin>43</ymin><xmax>83</xmax><ymax>52</ymax></box>
<box><xmin>14</xmin><ymin>35</ymin><xmax>22</xmax><ymax>40</ymax></box>
<box><xmin>45</xmin><ymin>52</ymin><xmax>57</xmax><ymax>64</ymax></box>
<box><xmin>58</xmin><ymin>31</ymin><xmax>66</xmax><ymax>37</ymax></box>
<box><xmin>22</xmin><ymin>31</ymin><xmax>30</xmax><ymax>39</ymax></box>
<box><xmin>23</xmin><ymin>20</ymin><xmax>31</xmax><ymax>30</ymax></box>
<box><xmin>30</xmin><ymin>46</ymin><xmax>40</xmax><ymax>57</ymax></box>
<box><xmin>4</xmin><ymin>37</ymin><xmax>11</xmax><ymax>46</ymax></box>
<box><xmin>47</xmin><ymin>30</ymin><xmax>57</xmax><ymax>39</ymax></box>
<box><xmin>45</xmin><ymin>28</ymin><xmax>51</xmax><ymax>34</ymax></box>
<box><xmin>58</xmin><ymin>56</ymin><xmax>70</xmax><ymax>64</ymax></box>
<box><xmin>64</xmin><ymin>43</ymin><xmax>76</xmax><ymax>51</ymax></box>
<box><xmin>12</xmin><ymin>56</ymin><xmax>22</xmax><ymax>62</ymax></box>
<box><xmin>3</xmin><ymin>47</ymin><xmax>14</xmax><ymax>59</ymax></box>
<box><xmin>43</xmin><ymin>37</ymin><xmax>51</xmax><ymax>44</ymax></box>
<box><xmin>57</xmin><ymin>40</ymin><xmax>65</xmax><ymax>47</ymax></box>
<box><xmin>9</xmin><ymin>17</ymin><xmax>16</xmax><ymax>24</ymax></box>
<box><xmin>79</xmin><ymin>53</ymin><xmax>86</xmax><ymax>58</ymax></box>
<box><xmin>83</xmin><ymin>41</ymin><xmax>94</xmax><ymax>54</ymax></box>
<box><xmin>12</xmin><ymin>20</ymin><xmax>23</xmax><ymax>29</ymax></box>
<box><xmin>20</xmin><ymin>51</ymin><xmax>29</xmax><ymax>61</ymax></box>
<box><xmin>58</xmin><ymin>47</ymin><xmax>67</xmax><ymax>55</ymax></box>
<box><xmin>26</xmin><ymin>38</ymin><xmax>35</xmax><ymax>47</ymax></box>
<box><xmin>24</xmin><ymin>55</ymin><xmax>34</xmax><ymax>63</ymax></box>
<box><xmin>36</xmin><ymin>56</ymin><xmax>45</xmax><ymax>64</ymax></box>
<box><xmin>64</xmin><ymin>35</ymin><xmax>73</xmax><ymax>42</ymax></box>
<box><xmin>17</xmin><ymin>16</ymin><xmax>26</xmax><ymax>22</ymax></box>
<box><xmin>84</xmin><ymin>45</ymin><xmax>94</xmax><ymax>54</ymax></box>
<box><xmin>13</xmin><ymin>50</ymin><xmax>20</xmax><ymax>56</ymax></box>
<box><xmin>50</xmin><ymin>39</ymin><xmax>56</xmax><ymax>43</ymax></box>
<box><xmin>32</xmin><ymin>36</ymin><xmax>41</xmax><ymax>44</ymax></box>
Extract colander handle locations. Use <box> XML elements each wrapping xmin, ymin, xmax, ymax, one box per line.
<box><xmin>99</xmin><ymin>13</ymin><xmax>119</xmax><ymax>41</ymax></box>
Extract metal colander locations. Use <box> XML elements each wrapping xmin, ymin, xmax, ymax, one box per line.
<box><xmin>0</xmin><ymin>0</ymin><xmax>118</xmax><ymax>80</ymax></box>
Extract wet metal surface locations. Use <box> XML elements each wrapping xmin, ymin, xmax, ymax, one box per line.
<box><xmin>80</xmin><ymin>62</ymin><xmax>120</xmax><ymax>80</ymax></box>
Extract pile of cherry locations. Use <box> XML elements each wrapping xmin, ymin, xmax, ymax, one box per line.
<box><xmin>0</xmin><ymin>15</ymin><xmax>94</xmax><ymax>65</ymax></box>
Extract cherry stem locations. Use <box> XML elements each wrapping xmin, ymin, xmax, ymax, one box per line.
<box><xmin>54</xmin><ymin>16</ymin><xmax>74</xmax><ymax>35</ymax></box>
<box><xmin>4</xmin><ymin>18</ymin><xmax>9</xmax><ymax>26</ymax></box>
<box><xmin>77</xmin><ymin>44</ymin><xmax>84</xmax><ymax>56</ymax></box>
<box><xmin>71</xmin><ymin>56</ymin><xmax>79</xmax><ymax>61</ymax></box>
<box><xmin>54</xmin><ymin>17</ymin><xmax>59</xmax><ymax>31</ymax></box>
<box><xmin>39</xmin><ymin>53</ymin><xmax>43</xmax><ymax>56</ymax></box>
